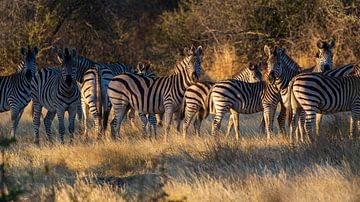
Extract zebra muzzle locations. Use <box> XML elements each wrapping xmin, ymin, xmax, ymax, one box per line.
<box><xmin>268</xmin><ymin>72</ymin><xmax>275</xmax><ymax>85</ymax></box>
<box><xmin>25</xmin><ymin>69</ymin><xmax>32</xmax><ymax>80</ymax></box>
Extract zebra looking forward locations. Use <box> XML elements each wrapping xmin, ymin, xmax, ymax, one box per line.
<box><xmin>288</xmin><ymin>62</ymin><xmax>360</xmax><ymax>142</ymax></box>
<box><xmin>31</xmin><ymin>48</ymin><xmax>80</xmax><ymax>144</ymax></box>
<box><xmin>0</xmin><ymin>46</ymin><xmax>37</xmax><ymax>139</ymax></box>
<box><xmin>181</xmin><ymin>62</ymin><xmax>264</xmax><ymax>138</ymax></box>
<box><xmin>108</xmin><ymin>45</ymin><xmax>203</xmax><ymax>140</ymax></box>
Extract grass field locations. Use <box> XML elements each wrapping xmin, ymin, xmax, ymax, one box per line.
<box><xmin>0</xmin><ymin>105</ymin><xmax>359</xmax><ymax>201</ymax></box>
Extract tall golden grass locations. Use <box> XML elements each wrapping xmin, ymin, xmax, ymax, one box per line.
<box><xmin>0</xmin><ymin>105</ymin><xmax>359</xmax><ymax>201</ymax></box>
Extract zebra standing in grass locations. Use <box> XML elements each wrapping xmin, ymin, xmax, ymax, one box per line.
<box><xmin>182</xmin><ymin>62</ymin><xmax>265</xmax><ymax>138</ymax></box>
<box><xmin>60</xmin><ymin>55</ymin><xmax>133</xmax><ymax>137</ymax></box>
<box><xmin>108</xmin><ymin>45</ymin><xmax>203</xmax><ymax>140</ymax></box>
<box><xmin>288</xmin><ymin>62</ymin><xmax>360</xmax><ymax>142</ymax></box>
<box><xmin>31</xmin><ymin>48</ymin><xmax>80</xmax><ymax>144</ymax></box>
<box><xmin>265</xmin><ymin>44</ymin><xmax>356</xmax><ymax>141</ymax></box>
<box><xmin>0</xmin><ymin>46</ymin><xmax>37</xmax><ymax>139</ymax></box>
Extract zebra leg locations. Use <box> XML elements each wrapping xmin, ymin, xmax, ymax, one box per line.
<box><xmin>225</xmin><ymin>114</ymin><xmax>234</xmax><ymax>139</ymax></box>
<box><xmin>182</xmin><ymin>105</ymin><xmax>198</xmax><ymax>139</ymax></box>
<box><xmin>351</xmin><ymin>104</ymin><xmax>360</xmax><ymax>140</ymax></box>
<box><xmin>304</xmin><ymin>110</ymin><xmax>317</xmax><ymax>143</ymax></box>
<box><xmin>277</xmin><ymin>101</ymin><xmax>287</xmax><ymax>135</ymax></box>
<box><xmin>110</xmin><ymin>105</ymin><xmax>129</xmax><ymax>140</ymax></box>
<box><xmin>194</xmin><ymin>110</ymin><xmax>204</xmax><ymax>137</ymax></box>
<box><xmin>148</xmin><ymin>114</ymin><xmax>157</xmax><ymax>140</ymax></box>
<box><xmin>103</xmin><ymin>102</ymin><xmax>112</xmax><ymax>133</ymax></box>
<box><xmin>174</xmin><ymin>111</ymin><xmax>182</xmax><ymax>133</ymax></box>
<box><xmin>129</xmin><ymin>108</ymin><xmax>136</xmax><ymax>128</ymax></box>
<box><xmin>212</xmin><ymin>111</ymin><xmax>225</xmax><ymax>137</ymax></box>
<box><xmin>156</xmin><ymin>114</ymin><xmax>163</xmax><ymax>127</ymax></box>
<box><xmin>163</xmin><ymin>107</ymin><xmax>174</xmax><ymax>142</ymax></box>
<box><xmin>68</xmin><ymin>107</ymin><xmax>77</xmax><ymax>142</ymax></box>
<box><xmin>10</xmin><ymin>106</ymin><xmax>24</xmax><ymax>140</ymax></box>
<box><xmin>44</xmin><ymin>111</ymin><xmax>56</xmax><ymax>142</ymax></box>
<box><xmin>259</xmin><ymin>117</ymin><xmax>265</xmax><ymax>134</ymax></box>
<box><xmin>33</xmin><ymin>102</ymin><xmax>42</xmax><ymax>144</ymax></box>
<box><xmin>315</xmin><ymin>114</ymin><xmax>322</xmax><ymax>137</ymax></box>
<box><xmin>81</xmin><ymin>98</ymin><xmax>89</xmax><ymax>137</ymax></box>
<box><xmin>299</xmin><ymin>111</ymin><xmax>306</xmax><ymax>143</ymax></box>
<box><xmin>289</xmin><ymin>108</ymin><xmax>300</xmax><ymax>143</ymax></box>
<box><xmin>263</xmin><ymin>106</ymin><xmax>275</xmax><ymax>140</ymax></box>
<box><xmin>76</xmin><ymin>102</ymin><xmax>83</xmax><ymax>133</ymax></box>
<box><xmin>230</xmin><ymin>109</ymin><xmax>240</xmax><ymax>141</ymax></box>
<box><xmin>139</xmin><ymin>113</ymin><xmax>148</xmax><ymax>137</ymax></box>
<box><xmin>56</xmin><ymin>111</ymin><xmax>66</xmax><ymax>144</ymax></box>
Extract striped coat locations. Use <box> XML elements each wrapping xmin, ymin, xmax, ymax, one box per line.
<box><xmin>0</xmin><ymin>46</ymin><xmax>37</xmax><ymax>139</ymax></box>
<box><xmin>31</xmin><ymin>48</ymin><xmax>80</xmax><ymax>144</ymax></box>
<box><xmin>108</xmin><ymin>46</ymin><xmax>203</xmax><ymax>140</ymax></box>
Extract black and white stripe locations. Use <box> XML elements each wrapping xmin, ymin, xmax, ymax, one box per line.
<box><xmin>31</xmin><ymin>48</ymin><xmax>80</xmax><ymax>144</ymax></box>
<box><xmin>0</xmin><ymin>46</ymin><xmax>37</xmax><ymax>139</ymax></box>
<box><xmin>288</xmin><ymin>63</ymin><xmax>360</xmax><ymax>142</ymax></box>
<box><xmin>182</xmin><ymin>62</ymin><xmax>263</xmax><ymax>138</ymax></box>
<box><xmin>63</xmin><ymin>55</ymin><xmax>132</xmax><ymax>137</ymax></box>
<box><xmin>108</xmin><ymin>46</ymin><xmax>203</xmax><ymax>140</ymax></box>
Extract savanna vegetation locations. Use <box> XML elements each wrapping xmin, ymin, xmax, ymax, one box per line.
<box><xmin>0</xmin><ymin>0</ymin><xmax>360</xmax><ymax>201</ymax></box>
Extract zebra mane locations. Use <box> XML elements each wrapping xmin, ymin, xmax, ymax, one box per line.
<box><xmin>173</xmin><ymin>55</ymin><xmax>192</xmax><ymax>75</ymax></box>
<box><xmin>276</xmin><ymin>48</ymin><xmax>301</xmax><ymax>72</ymax></box>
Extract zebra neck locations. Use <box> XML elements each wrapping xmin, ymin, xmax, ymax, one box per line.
<box><xmin>14</xmin><ymin>71</ymin><xmax>32</xmax><ymax>88</ymax></box>
<box><xmin>59</xmin><ymin>79</ymin><xmax>77</xmax><ymax>95</ymax></box>
<box><xmin>76</xmin><ymin>56</ymin><xmax>95</xmax><ymax>84</ymax></box>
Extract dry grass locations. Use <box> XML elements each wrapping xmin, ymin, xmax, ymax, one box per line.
<box><xmin>0</xmin><ymin>106</ymin><xmax>360</xmax><ymax>201</ymax></box>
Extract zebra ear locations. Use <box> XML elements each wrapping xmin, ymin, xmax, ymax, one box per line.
<box><xmin>183</xmin><ymin>47</ymin><xmax>191</xmax><ymax>56</ymax></box>
<box><xmin>56</xmin><ymin>48</ymin><xmax>64</xmax><ymax>62</ymax></box>
<box><xmin>328</xmin><ymin>36</ymin><xmax>336</xmax><ymax>48</ymax></box>
<box><xmin>20</xmin><ymin>47</ymin><xmax>27</xmax><ymax>57</ymax></box>
<box><xmin>196</xmin><ymin>46</ymin><xmax>203</xmax><ymax>56</ymax></box>
<box><xmin>314</xmin><ymin>52</ymin><xmax>320</xmax><ymax>58</ymax></box>
<box><xmin>32</xmin><ymin>47</ymin><xmax>39</xmax><ymax>56</ymax></box>
<box><xmin>71</xmin><ymin>48</ymin><xmax>77</xmax><ymax>58</ymax></box>
<box><xmin>264</xmin><ymin>45</ymin><xmax>271</xmax><ymax>57</ymax></box>
<box><xmin>248</xmin><ymin>62</ymin><xmax>255</xmax><ymax>70</ymax></box>
<box><xmin>317</xmin><ymin>40</ymin><xmax>326</xmax><ymax>49</ymax></box>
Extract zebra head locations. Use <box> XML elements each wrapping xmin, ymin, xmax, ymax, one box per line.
<box><xmin>136</xmin><ymin>60</ymin><xmax>151</xmax><ymax>74</ymax></box>
<box><xmin>247</xmin><ymin>61</ymin><xmax>264</xmax><ymax>82</ymax></box>
<box><xmin>20</xmin><ymin>46</ymin><xmax>38</xmax><ymax>79</ymax></box>
<box><xmin>315</xmin><ymin>36</ymin><xmax>335</xmax><ymax>72</ymax></box>
<box><xmin>264</xmin><ymin>45</ymin><xmax>282</xmax><ymax>85</ymax></box>
<box><xmin>57</xmin><ymin>48</ymin><xmax>78</xmax><ymax>86</ymax></box>
<box><xmin>183</xmin><ymin>45</ymin><xmax>202</xmax><ymax>83</ymax></box>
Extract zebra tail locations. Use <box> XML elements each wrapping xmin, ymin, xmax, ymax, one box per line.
<box><xmin>287</xmin><ymin>79</ymin><xmax>296</xmax><ymax>128</ymax></box>
<box><xmin>95</xmin><ymin>67</ymin><xmax>103</xmax><ymax>129</ymax></box>
<box><xmin>179</xmin><ymin>97</ymin><xmax>186</xmax><ymax>120</ymax></box>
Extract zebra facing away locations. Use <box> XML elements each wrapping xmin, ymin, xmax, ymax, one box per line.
<box><xmin>0</xmin><ymin>46</ymin><xmax>38</xmax><ymax>139</ymax></box>
<box><xmin>288</xmin><ymin>62</ymin><xmax>360</xmax><ymax>142</ymax></box>
<box><xmin>181</xmin><ymin>62</ymin><xmax>265</xmax><ymax>139</ymax></box>
<box><xmin>31</xmin><ymin>48</ymin><xmax>80</xmax><ymax>144</ymax></box>
<box><xmin>108</xmin><ymin>45</ymin><xmax>203</xmax><ymax>140</ymax></box>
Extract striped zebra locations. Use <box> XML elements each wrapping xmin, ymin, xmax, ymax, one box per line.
<box><xmin>31</xmin><ymin>48</ymin><xmax>80</xmax><ymax>144</ymax></box>
<box><xmin>288</xmin><ymin>62</ymin><xmax>360</xmax><ymax>142</ymax></box>
<box><xmin>108</xmin><ymin>45</ymin><xmax>203</xmax><ymax>140</ymax></box>
<box><xmin>264</xmin><ymin>45</ymin><xmax>355</xmax><ymax>141</ymax></box>
<box><xmin>59</xmin><ymin>55</ymin><xmax>132</xmax><ymax>137</ymax></box>
<box><xmin>182</xmin><ymin>62</ymin><xmax>265</xmax><ymax>138</ymax></box>
<box><xmin>131</xmin><ymin>61</ymin><xmax>160</xmax><ymax>139</ymax></box>
<box><xmin>0</xmin><ymin>46</ymin><xmax>37</xmax><ymax>139</ymax></box>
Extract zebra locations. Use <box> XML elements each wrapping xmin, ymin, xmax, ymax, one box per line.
<box><xmin>31</xmin><ymin>48</ymin><xmax>80</xmax><ymax>144</ymax></box>
<box><xmin>129</xmin><ymin>61</ymin><xmax>160</xmax><ymax>139</ymax></box>
<box><xmin>181</xmin><ymin>62</ymin><xmax>265</xmax><ymax>139</ymax></box>
<box><xmin>0</xmin><ymin>46</ymin><xmax>37</xmax><ymax>139</ymax></box>
<box><xmin>108</xmin><ymin>45</ymin><xmax>203</xmax><ymax>140</ymax></box>
<box><xmin>264</xmin><ymin>44</ymin><xmax>356</xmax><ymax>141</ymax></box>
<box><xmin>288</xmin><ymin>62</ymin><xmax>360</xmax><ymax>142</ymax></box>
<box><xmin>58</xmin><ymin>55</ymin><xmax>133</xmax><ymax>137</ymax></box>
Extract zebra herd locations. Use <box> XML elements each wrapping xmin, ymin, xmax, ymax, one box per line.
<box><xmin>0</xmin><ymin>36</ymin><xmax>359</xmax><ymax>144</ymax></box>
